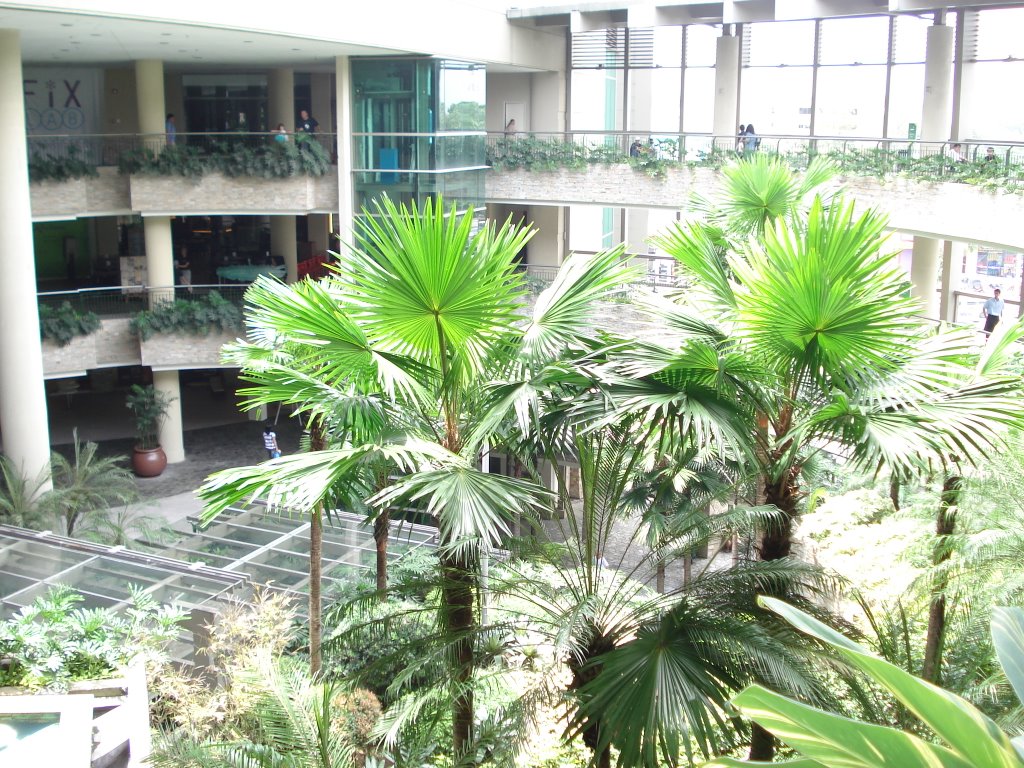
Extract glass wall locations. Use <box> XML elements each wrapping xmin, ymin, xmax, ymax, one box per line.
<box><xmin>351</xmin><ymin>57</ymin><xmax>486</xmax><ymax>213</ymax></box>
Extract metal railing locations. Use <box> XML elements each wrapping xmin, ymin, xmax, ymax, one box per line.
<box><xmin>38</xmin><ymin>284</ymin><xmax>248</xmax><ymax>318</ymax></box>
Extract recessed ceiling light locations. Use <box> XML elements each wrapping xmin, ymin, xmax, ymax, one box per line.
<box><xmin>178</xmin><ymin>49</ymin><xmax>187</xmax><ymax>53</ymax></box>
<box><xmin>161</xmin><ymin>32</ymin><xmax>172</xmax><ymax>36</ymax></box>
<box><xmin>60</xmin><ymin>23</ymin><xmax>73</xmax><ymax>27</ymax></box>
<box><xmin>90</xmin><ymin>33</ymin><xmax>102</xmax><ymax>37</ymax></box>
<box><xmin>60</xmin><ymin>48</ymin><xmax>69</xmax><ymax>52</ymax></box>
<box><xmin>159</xmin><ymin>41</ymin><xmax>168</xmax><ymax>45</ymax></box>
<box><xmin>243</xmin><ymin>40</ymin><xmax>253</xmax><ymax>43</ymax></box>
<box><xmin>291</xmin><ymin>48</ymin><xmax>301</xmax><ymax>51</ymax></box>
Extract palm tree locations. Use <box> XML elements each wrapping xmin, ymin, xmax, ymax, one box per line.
<box><xmin>49</xmin><ymin>432</ymin><xmax>139</xmax><ymax>537</ymax></box>
<box><xmin>608</xmin><ymin>157</ymin><xmax>1024</xmax><ymax>758</ymax></box>
<box><xmin>199</xmin><ymin>195</ymin><xmax>636</xmax><ymax>756</ymax></box>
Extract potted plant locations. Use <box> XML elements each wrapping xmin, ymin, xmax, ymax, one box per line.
<box><xmin>125</xmin><ymin>383</ymin><xmax>173</xmax><ymax>477</ymax></box>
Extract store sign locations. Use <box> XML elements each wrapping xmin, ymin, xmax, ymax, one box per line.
<box><xmin>23</xmin><ymin>68</ymin><xmax>100</xmax><ymax>135</ymax></box>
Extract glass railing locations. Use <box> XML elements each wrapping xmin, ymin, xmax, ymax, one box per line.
<box><xmin>37</xmin><ymin>284</ymin><xmax>248</xmax><ymax>319</ymax></box>
<box><xmin>26</xmin><ymin>132</ymin><xmax>338</xmax><ymax>181</ymax></box>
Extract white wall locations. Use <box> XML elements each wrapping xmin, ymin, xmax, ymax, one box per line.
<box><xmin>487</xmin><ymin>73</ymin><xmax>532</xmax><ymax>132</ymax></box>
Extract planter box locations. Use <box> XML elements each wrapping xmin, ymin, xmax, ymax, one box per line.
<box><xmin>140</xmin><ymin>328</ymin><xmax>241</xmax><ymax>369</ymax></box>
<box><xmin>42</xmin><ymin>334</ymin><xmax>98</xmax><ymax>375</ymax></box>
<box><xmin>30</xmin><ymin>167</ymin><xmax>131</xmax><ymax>220</ymax></box>
<box><xmin>130</xmin><ymin>171</ymin><xmax>338</xmax><ymax>215</ymax></box>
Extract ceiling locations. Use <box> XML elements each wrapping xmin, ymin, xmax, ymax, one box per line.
<box><xmin>0</xmin><ymin>7</ymin><xmax>408</xmax><ymax>71</ymax></box>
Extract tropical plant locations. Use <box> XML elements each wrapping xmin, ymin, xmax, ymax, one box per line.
<box><xmin>38</xmin><ymin>301</ymin><xmax>101</xmax><ymax>346</ymax></box>
<box><xmin>151</xmin><ymin>655</ymin><xmax>356</xmax><ymax>768</ymax></box>
<box><xmin>606</xmin><ymin>155</ymin><xmax>1024</xmax><ymax>758</ymax></box>
<box><xmin>198</xmin><ymin>194</ymin><xmax>637</xmax><ymax>759</ymax></box>
<box><xmin>0</xmin><ymin>453</ymin><xmax>52</xmax><ymax>528</ymax></box>
<box><xmin>125</xmin><ymin>383</ymin><xmax>173</xmax><ymax>450</ymax></box>
<box><xmin>705</xmin><ymin>598</ymin><xmax>1024</xmax><ymax>768</ymax></box>
<box><xmin>48</xmin><ymin>431</ymin><xmax>139</xmax><ymax>538</ymax></box>
<box><xmin>118</xmin><ymin>133</ymin><xmax>330</xmax><ymax>179</ymax></box>
<box><xmin>130</xmin><ymin>290</ymin><xmax>243</xmax><ymax>340</ymax></box>
<box><xmin>0</xmin><ymin>584</ymin><xmax>185</xmax><ymax>690</ymax></box>
<box><xmin>28</xmin><ymin>144</ymin><xmax>98</xmax><ymax>182</ymax></box>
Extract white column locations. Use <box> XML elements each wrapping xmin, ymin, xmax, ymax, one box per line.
<box><xmin>268</xmin><ymin>68</ymin><xmax>294</xmax><ymax>131</ymax></box>
<box><xmin>335</xmin><ymin>56</ymin><xmax>355</xmax><ymax>251</ymax></box>
<box><xmin>626</xmin><ymin>68</ymin><xmax>653</xmax><ymax>257</ymax></box>
<box><xmin>0</xmin><ymin>30</ymin><xmax>52</xmax><ymax>490</ymax></box>
<box><xmin>921</xmin><ymin>22</ymin><xmax>954</xmax><ymax>142</ymax></box>
<box><xmin>271</xmin><ymin>216</ymin><xmax>298</xmax><ymax>283</ymax></box>
<box><xmin>143</xmin><ymin>215</ymin><xmax>174</xmax><ymax>303</ymax></box>
<box><xmin>938</xmin><ymin>240</ymin><xmax>964</xmax><ymax>322</ymax></box>
<box><xmin>307</xmin><ymin>213</ymin><xmax>331</xmax><ymax>255</ymax></box>
<box><xmin>712</xmin><ymin>31</ymin><xmax>741</xmax><ymax>142</ymax></box>
<box><xmin>134</xmin><ymin>59</ymin><xmax>166</xmax><ymax>149</ymax></box>
<box><xmin>530</xmin><ymin>71</ymin><xmax>567</xmax><ymax>134</ymax></box>
<box><xmin>911</xmin><ymin>236</ymin><xmax>942</xmax><ymax>319</ymax></box>
<box><xmin>153</xmin><ymin>369</ymin><xmax>184</xmax><ymax>463</ymax></box>
<box><xmin>311</xmin><ymin>73</ymin><xmax>333</xmax><ymax>134</ymax></box>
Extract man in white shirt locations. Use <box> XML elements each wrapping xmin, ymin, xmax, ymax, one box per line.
<box><xmin>982</xmin><ymin>288</ymin><xmax>1005</xmax><ymax>337</ymax></box>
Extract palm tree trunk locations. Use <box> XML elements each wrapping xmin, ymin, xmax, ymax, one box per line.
<box><xmin>309</xmin><ymin>421</ymin><xmax>326</xmax><ymax>677</ymax></box>
<box><xmin>749</xmin><ymin>723</ymin><xmax>775</xmax><ymax>761</ymax></box>
<box><xmin>656</xmin><ymin>560</ymin><xmax>665</xmax><ymax>593</ymax></box>
<box><xmin>889</xmin><ymin>473</ymin><xmax>901</xmax><ymax>511</ymax></box>
<box><xmin>310</xmin><ymin>505</ymin><xmax>323</xmax><ymax>677</ymax></box>
<box><xmin>443</xmin><ymin>554</ymin><xmax>476</xmax><ymax>757</ymax></box>
<box><xmin>374</xmin><ymin>506</ymin><xmax>390</xmax><ymax>593</ymax></box>
<box><xmin>569</xmin><ymin>634</ymin><xmax>615</xmax><ymax>768</ymax></box>
<box><xmin>922</xmin><ymin>471</ymin><xmax>961</xmax><ymax>684</ymax></box>
<box><xmin>682</xmin><ymin>553</ymin><xmax>692</xmax><ymax>586</ymax></box>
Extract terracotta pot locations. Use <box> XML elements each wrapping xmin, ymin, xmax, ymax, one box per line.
<box><xmin>131</xmin><ymin>446</ymin><xmax>167</xmax><ymax>477</ymax></box>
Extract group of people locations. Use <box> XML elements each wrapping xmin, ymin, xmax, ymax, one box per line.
<box><xmin>948</xmin><ymin>143</ymin><xmax>999</xmax><ymax>163</ymax></box>
<box><xmin>736</xmin><ymin>124</ymin><xmax>759</xmax><ymax>153</ymax></box>
<box><xmin>165</xmin><ymin>109</ymin><xmax>320</xmax><ymax>145</ymax></box>
<box><xmin>273</xmin><ymin>109</ymin><xmax>320</xmax><ymax>143</ymax></box>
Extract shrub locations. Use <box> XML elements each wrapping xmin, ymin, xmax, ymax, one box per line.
<box><xmin>29</xmin><ymin>145</ymin><xmax>98</xmax><ymax>182</ymax></box>
<box><xmin>0</xmin><ymin>584</ymin><xmax>185</xmax><ymax>690</ymax></box>
<box><xmin>39</xmin><ymin>301</ymin><xmax>101</xmax><ymax>346</ymax></box>
<box><xmin>130</xmin><ymin>291</ymin><xmax>243</xmax><ymax>340</ymax></box>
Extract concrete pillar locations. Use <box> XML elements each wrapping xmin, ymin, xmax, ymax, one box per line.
<box><xmin>626</xmin><ymin>68</ymin><xmax>653</xmax><ymax>257</ymax></box>
<box><xmin>920</xmin><ymin>22</ymin><xmax>954</xmax><ymax>142</ymax></box>
<box><xmin>911</xmin><ymin>236</ymin><xmax>942</xmax><ymax>319</ymax></box>
<box><xmin>153</xmin><ymin>369</ymin><xmax>184</xmax><ymax>463</ymax></box>
<box><xmin>307</xmin><ymin>214</ymin><xmax>331</xmax><ymax>256</ymax></box>
<box><xmin>311</xmin><ymin>73</ymin><xmax>333</xmax><ymax>134</ymax></box>
<box><xmin>134</xmin><ymin>59</ymin><xmax>166</xmax><ymax>149</ymax></box>
<box><xmin>271</xmin><ymin>216</ymin><xmax>298</xmax><ymax>283</ymax></box>
<box><xmin>268</xmin><ymin>68</ymin><xmax>294</xmax><ymax>131</ymax></box>
<box><xmin>938</xmin><ymin>240</ymin><xmax>964</xmax><ymax>322</ymax></box>
<box><xmin>335</xmin><ymin>56</ymin><xmax>355</xmax><ymax>250</ymax></box>
<box><xmin>712</xmin><ymin>32</ymin><xmax>741</xmax><ymax>142</ymax></box>
<box><xmin>530</xmin><ymin>71</ymin><xmax>567</xmax><ymax>133</ymax></box>
<box><xmin>143</xmin><ymin>215</ymin><xmax>175</xmax><ymax>303</ymax></box>
<box><xmin>0</xmin><ymin>29</ymin><xmax>52</xmax><ymax>489</ymax></box>
<box><xmin>526</xmin><ymin>205</ymin><xmax>565</xmax><ymax>266</ymax></box>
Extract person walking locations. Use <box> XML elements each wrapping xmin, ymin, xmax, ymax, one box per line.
<box><xmin>982</xmin><ymin>288</ymin><xmax>1005</xmax><ymax>337</ymax></box>
<box><xmin>736</xmin><ymin>124</ymin><xmax>746</xmax><ymax>152</ymax></box>
<box><xmin>263</xmin><ymin>424</ymin><xmax>281</xmax><ymax>459</ymax></box>
<box><xmin>743</xmin><ymin>123</ymin><xmax>759</xmax><ymax>154</ymax></box>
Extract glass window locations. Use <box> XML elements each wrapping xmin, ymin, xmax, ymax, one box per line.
<box><xmin>960</xmin><ymin>61</ymin><xmax>1024</xmax><ymax>141</ymax></box>
<box><xmin>686</xmin><ymin>24</ymin><xmax>719</xmax><ymax>67</ymax></box>
<box><xmin>892</xmin><ymin>14</ymin><xmax>929</xmax><ymax>63</ymax></box>
<box><xmin>747</xmin><ymin>20</ymin><xmax>816</xmax><ymax>66</ymax></box>
<box><xmin>682</xmin><ymin>67</ymin><xmax>715</xmax><ymax>133</ymax></box>
<box><xmin>652</xmin><ymin>26</ymin><xmax>683</xmax><ymax>67</ymax></box>
<box><xmin>570</xmin><ymin>69</ymin><xmax>624</xmax><ymax>130</ymax></box>
<box><xmin>815</xmin><ymin>65</ymin><xmax>887</xmax><ymax>136</ymax></box>
<box><xmin>819</xmin><ymin>16</ymin><xmax>890</xmax><ymax>65</ymax></box>
<box><xmin>886</xmin><ymin>64</ymin><xmax>924</xmax><ymax>139</ymax></box>
<box><xmin>975</xmin><ymin>7</ymin><xmax>1024</xmax><ymax>60</ymax></box>
<box><xmin>437</xmin><ymin>61</ymin><xmax>485</xmax><ymax>131</ymax></box>
<box><xmin>629</xmin><ymin>69</ymin><xmax>681</xmax><ymax>131</ymax></box>
<box><xmin>740</xmin><ymin>67</ymin><xmax>813</xmax><ymax>136</ymax></box>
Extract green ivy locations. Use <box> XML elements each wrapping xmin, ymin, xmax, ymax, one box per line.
<box><xmin>130</xmin><ymin>291</ymin><xmax>243</xmax><ymax>341</ymax></box>
<box><xmin>118</xmin><ymin>133</ymin><xmax>331</xmax><ymax>179</ymax></box>
<box><xmin>39</xmin><ymin>301</ymin><xmax>101</xmax><ymax>346</ymax></box>
<box><xmin>29</xmin><ymin>145</ymin><xmax>99</xmax><ymax>182</ymax></box>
